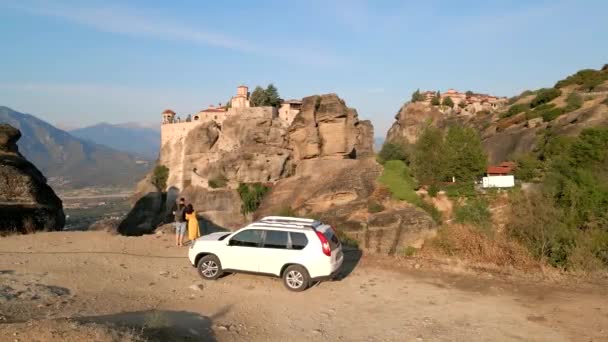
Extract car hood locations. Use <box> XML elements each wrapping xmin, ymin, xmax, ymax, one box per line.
<box><xmin>197</xmin><ymin>232</ymin><xmax>232</xmax><ymax>242</ymax></box>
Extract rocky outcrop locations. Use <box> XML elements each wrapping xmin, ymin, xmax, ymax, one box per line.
<box><xmin>256</xmin><ymin>159</ymin><xmax>437</xmax><ymax>254</ymax></box>
<box><xmin>0</xmin><ymin>124</ymin><xmax>65</xmax><ymax>233</ymax></box>
<box><xmin>289</xmin><ymin>94</ymin><xmax>374</xmax><ymax>160</ymax></box>
<box><xmin>386</xmin><ymin>102</ymin><xmax>444</xmax><ymax>145</ymax></box>
<box><xmin>385</xmin><ymin>96</ymin><xmax>608</xmax><ymax>164</ymax></box>
<box><xmin>121</xmin><ymin>94</ymin><xmax>375</xmax><ymax>233</ymax></box>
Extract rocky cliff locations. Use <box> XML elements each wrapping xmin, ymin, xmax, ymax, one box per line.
<box><xmin>121</xmin><ymin>94</ymin><xmax>375</xmax><ymax>235</ymax></box>
<box><xmin>386</xmin><ymin>89</ymin><xmax>608</xmax><ymax>164</ymax></box>
<box><xmin>0</xmin><ymin>124</ymin><xmax>65</xmax><ymax>233</ymax></box>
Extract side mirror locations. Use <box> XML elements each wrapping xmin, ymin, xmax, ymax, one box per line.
<box><xmin>226</xmin><ymin>240</ymin><xmax>232</xmax><ymax>246</ymax></box>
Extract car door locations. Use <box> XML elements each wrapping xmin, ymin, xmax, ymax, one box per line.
<box><xmin>258</xmin><ymin>230</ymin><xmax>307</xmax><ymax>276</ymax></box>
<box><xmin>222</xmin><ymin>229</ymin><xmax>265</xmax><ymax>272</ymax></box>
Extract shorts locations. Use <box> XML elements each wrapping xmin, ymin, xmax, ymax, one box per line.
<box><xmin>175</xmin><ymin>222</ymin><xmax>186</xmax><ymax>235</ymax></box>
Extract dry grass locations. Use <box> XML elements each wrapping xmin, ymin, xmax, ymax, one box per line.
<box><xmin>422</xmin><ymin>224</ymin><xmax>539</xmax><ymax>271</ymax></box>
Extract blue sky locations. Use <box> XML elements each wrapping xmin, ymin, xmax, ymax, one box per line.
<box><xmin>0</xmin><ymin>0</ymin><xmax>606</xmax><ymax>135</ymax></box>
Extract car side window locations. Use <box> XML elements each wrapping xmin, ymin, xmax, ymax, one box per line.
<box><xmin>263</xmin><ymin>230</ymin><xmax>288</xmax><ymax>249</ymax></box>
<box><xmin>290</xmin><ymin>232</ymin><xmax>308</xmax><ymax>250</ymax></box>
<box><xmin>229</xmin><ymin>229</ymin><xmax>264</xmax><ymax>247</ymax></box>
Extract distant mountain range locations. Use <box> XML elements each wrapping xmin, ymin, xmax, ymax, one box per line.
<box><xmin>70</xmin><ymin>122</ymin><xmax>160</xmax><ymax>159</ymax></box>
<box><xmin>0</xmin><ymin>106</ymin><xmax>152</xmax><ymax>189</ymax></box>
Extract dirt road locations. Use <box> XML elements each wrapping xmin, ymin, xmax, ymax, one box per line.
<box><xmin>1</xmin><ymin>231</ymin><xmax>606</xmax><ymax>341</ymax></box>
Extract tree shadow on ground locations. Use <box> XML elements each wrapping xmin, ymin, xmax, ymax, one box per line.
<box><xmin>79</xmin><ymin>307</ymin><xmax>232</xmax><ymax>342</ymax></box>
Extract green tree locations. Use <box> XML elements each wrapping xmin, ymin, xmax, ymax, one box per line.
<box><xmin>430</xmin><ymin>91</ymin><xmax>441</xmax><ymax>106</ymax></box>
<box><xmin>514</xmin><ymin>153</ymin><xmax>542</xmax><ymax>181</ymax></box>
<box><xmin>411</xmin><ymin>89</ymin><xmax>424</xmax><ymax>102</ymax></box>
<box><xmin>250</xmin><ymin>86</ymin><xmax>268</xmax><ymax>107</ymax></box>
<box><xmin>412</xmin><ymin>126</ymin><xmax>446</xmax><ymax>185</ymax></box>
<box><xmin>465</xmin><ymin>90</ymin><xmax>474</xmax><ymax>97</ymax></box>
<box><xmin>151</xmin><ymin>165</ymin><xmax>169</xmax><ymax>191</ymax></box>
<box><xmin>265</xmin><ymin>83</ymin><xmax>281</xmax><ymax>107</ymax></box>
<box><xmin>377</xmin><ymin>142</ymin><xmax>409</xmax><ymax>164</ymax></box>
<box><xmin>444</xmin><ymin>125</ymin><xmax>487</xmax><ymax>182</ymax></box>
<box><xmin>442</xmin><ymin>96</ymin><xmax>454</xmax><ymax>108</ymax></box>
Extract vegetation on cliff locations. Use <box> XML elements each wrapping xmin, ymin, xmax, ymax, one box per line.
<box><xmin>151</xmin><ymin>165</ymin><xmax>169</xmax><ymax>191</ymax></box>
<box><xmin>250</xmin><ymin>84</ymin><xmax>281</xmax><ymax>107</ymax></box>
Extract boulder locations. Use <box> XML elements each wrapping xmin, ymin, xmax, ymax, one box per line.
<box><xmin>386</xmin><ymin>102</ymin><xmax>444</xmax><ymax>145</ymax></box>
<box><xmin>0</xmin><ymin>124</ymin><xmax>65</xmax><ymax>233</ymax></box>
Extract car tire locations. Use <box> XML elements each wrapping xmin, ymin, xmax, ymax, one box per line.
<box><xmin>282</xmin><ymin>265</ymin><xmax>310</xmax><ymax>292</ymax></box>
<box><xmin>197</xmin><ymin>255</ymin><xmax>222</xmax><ymax>280</ymax></box>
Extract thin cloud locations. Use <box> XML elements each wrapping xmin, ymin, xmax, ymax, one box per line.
<box><xmin>3</xmin><ymin>0</ymin><xmax>339</xmax><ymax>67</ymax></box>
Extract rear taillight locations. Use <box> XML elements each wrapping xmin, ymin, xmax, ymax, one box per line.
<box><xmin>315</xmin><ymin>231</ymin><xmax>331</xmax><ymax>257</ymax></box>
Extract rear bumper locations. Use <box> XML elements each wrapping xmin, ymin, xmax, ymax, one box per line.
<box><xmin>311</xmin><ymin>265</ymin><xmax>342</xmax><ymax>282</ymax></box>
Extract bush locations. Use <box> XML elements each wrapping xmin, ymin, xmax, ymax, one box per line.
<box><xmin>563</xmin><ymin>92</ymin><xmax>583</xmax><ymax>112</ymax></box>
<box><xmin>514</xmin><ymin>154</ymin><xmax>542</xmax><ymax>181</ymax></box>
<box><xmin>400</xmin><ymin>246</ymin><xmax>417</xmax><ymax>257</ymax></box>
<box><xmin>151</xmin><ymin>165</ymin><xmax>169</xmax><ymax>191</ymax></box>
<box><xmin>367</xmin><ymin>200</ymin><xmax>385</xmax><ymax>213</ymax></box>
<box><xmin>555</xmin><ymin>68</ymin><xmax>608</xmax><ymax>91</ymax></box>
<box><xmin>237</xmin><ymin>183</ymin><xmax>270</xmax><ymax>215</ymax></box>
<box><xmin>377</xmin><ymin>142</ymin><xmax>409</xmax><ymax>164</ymax></box>
<box><xmin>418</xmin><ymin>200</ymin><xmax>443</xmax><ymax>224</ymax></box>
<box><xmin>442</xmin><ymin>96</ymin><xmax>454</xmax><ymax>108</ymax></box>
<box><xmin>454</xmin><ymin>198</ymin><xmax>492</xmax><ymax>230</ymax></box>
<box><xmin>428</xmin><ymin>183</ymin><xmax>440</xmax><ymax>197</ymax></box>
<box><xmin>208</xmin><ymin>174</ymin><xmax>228</xmax><ymax>188</ymax></box>
<box><xmin>502</xmin><ymin>103</ymin><xmax>529</xmax><ymax>118</ymax></box>
<box><xmin>541</xmin><ymin>107</ymin><xmax>565</xmax><ymax>122</ymax></box>
<box><xmin>602</xmin><ymin>96</ymin><xmax>608</xmax><ymax>106</ymax></box>
<box><xmin>336</xmin><ymin>230</ymin><xmax>359</xmax><ymax>248</ymax></box>
<box><xmin>444</xmin><ymin>182</ymin><xmax>476</xmax><ymax>199</ymax></box>
<box><xmin>530</xmin><ymin>88</ymin><xmax>562</xmax><ymax>108</ymax></box>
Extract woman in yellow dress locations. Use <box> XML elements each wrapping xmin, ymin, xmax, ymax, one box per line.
<box><xmin>185</xmin><ymin>204</ymin><xmax>200</xmax><ymax>242</ymax></box>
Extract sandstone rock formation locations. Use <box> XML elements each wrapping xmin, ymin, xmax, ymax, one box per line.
<box><xmin>121</xmin><ymin>94</ymin><xmax>375</xmax><ymax>234</ymax></box>
<box><xmin>289</xmin><ymin>94</ymin><xmax>374</xmax><ymax>160</ymax></box>
<box><xmin>0</xmin><ymin>124</ymin><xmax>65</xmax><ymax>233</ymax></box>
<box><xmin>386</xmin><ymin>102</ymin><xmax>444</xmax><ymax>144</ymax></box>
<box><xmin>256</xmin><ymin>159</ymin><xmax>437</xmax><ymax>254</ymax></box>
<box><xmin>385</xmin><ymin>95</ymin><xmax>608</xmax><ymax>164</ymax></box>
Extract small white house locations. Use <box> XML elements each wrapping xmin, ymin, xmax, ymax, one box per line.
<box><xmin>482</xmin><ymin>175</ymin><xmax>515</xmax><ymax>188</ymax></box>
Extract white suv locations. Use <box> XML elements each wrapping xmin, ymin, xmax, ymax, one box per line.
<box><xmin>188</xmin><ymin>216</ymin><xmax>344</xmax><ymax>291</ymax></box>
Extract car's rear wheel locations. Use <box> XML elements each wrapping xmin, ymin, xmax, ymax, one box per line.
<box><xmin>197</xmin><ymin>255</ymin><xmax>222</xmax><ymax>280</ymax></box>
<box><xmin>282</xmin><ymin>265</ymin><xmax>310</xmax><ymax>292</ymax></box>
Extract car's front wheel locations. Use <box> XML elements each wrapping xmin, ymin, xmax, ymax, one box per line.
<box><xmin>197</xmin><ymin>255</ymin><xmax>222</xmax><ymax>280</ymax></box>
<box><xmin>282</xmin><ymin>265</ymin><xmax>310</xmax><ymax>292</ymax></box>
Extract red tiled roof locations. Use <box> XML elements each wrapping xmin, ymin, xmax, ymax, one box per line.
<box><xmin>487</xmin><ymin>166</ymin><xmax>513</xmax><ymax>174</ymax></box>
<box><xmin>200</xmin><ymin>108</ymin><xmax>227</xmax><ymax>113</ymax></box>
<box><xmin>162</xmin><ymin>109</ymin><xmax>176</xmax><ymax>115</ymax></box>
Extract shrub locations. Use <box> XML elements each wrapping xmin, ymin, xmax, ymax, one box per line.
<box><xmin>602</xmin><ymin>96</ymin><xmax>608</xmax><ymax>106</ymax></box>
<box><xmin>444</xmin><ymin>182</ymin><xmax>476</xmax><ymax>199</ymax></box>
<box><xmin>367</xmin><ymin>200</ymin><xmax>385</xmax><ymax>213</ymax></box>
<box><xmin>418</xmin><ymin>200</ymin><xmax>443</xmax><ymax>225</ymax></box>
<box><xmin>336</xmin><ymin>230</ymin><xmax>359</xmax><ymax>248</ymax></box>
<box><xmin>555</xmin><ymin>68</ymin><xmax>608</xmax><ymax>91</ymax></box>
<box><xmin>563</xmin><ymin>93</ymin><xmax>583</xmax><ymax>112</ymax></box>
<box><xmin>454</xmin><ymin>198</ymin><xmax>492</xmax><ymax>230</ymax></box>
<box><xmin>502</xmin><ymin>103</ymin><xmax>529</xmax><ymax>118</ymax></box>
<box><xmin>514</xmin><ymin>154</ymin><xmax>542</xmax><ymax>181</ymax></box>
<box><xmin>541</xmin><ymin>107</ymin><xmax>565</xmax><ymax>122</ymax></box>
<box><xmin>530</xmin><ymin>88</ymin><xmax>562</xmax><ymax>108</ymax></box>
<box><xmin>401</xmin><ymin>246</ymin><xmax>417</xmax><ymax>257</ymax></box>
<box><xmin>377</xmin><ymin>142</ymin><xmax>409</xmax><ymax>164</ymax></box>
<box><xmin>428</xmin><ymin>183</ymin><xmax>440</xmax><ymax>197</ymax></box>
<box><xmin>208</xmin><ymin>174</ymin><xmax>228</xmax><ymax>188</ymax></box>
<box><xmin>442</xmin><ymin>96</ymin><xmax>454</xmax><ymax>108</ymax></box>
<box><xmin>151</xmin><ymin>165</ymin><xmax>169</xmax><ymax>191</ymax></box>
<box><xmin>520</xmin><ymin>89</ymin><xmax>536</xmax><ymax>97</ymax></box>
<box><xmin>237</xmin><ymin>183</ymin><xmax>270</xmax><ymax>215</ymax></box>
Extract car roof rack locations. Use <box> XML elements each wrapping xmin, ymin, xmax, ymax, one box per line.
<box><xmin>248</xmin><ymin>222</ymin><xmax>313</xmax><ymax>230</ymax></box>
<box><xmin>259</xmin><ymin>216</ymin><xmax>319</xmax><ymax>226</ymax></box>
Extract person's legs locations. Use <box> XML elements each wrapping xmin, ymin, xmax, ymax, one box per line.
<box><xmin>178</xmin><ymin>222</ymin><xmax>186</xmax><ymax>246</ymax></box>
<box><xmin>175</xmin><ymin>222</ymin><xmax>180</xmax><ymax>246</ymax></box>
